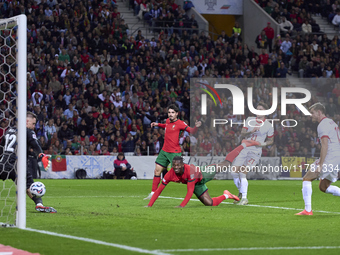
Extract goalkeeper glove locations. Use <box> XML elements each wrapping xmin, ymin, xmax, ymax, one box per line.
<box><xmin>38</xmin><ymin>153</ymin><xmax>51</xmax><ymax>171</ymax></box>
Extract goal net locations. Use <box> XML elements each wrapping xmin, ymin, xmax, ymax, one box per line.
<box><xmin>0</xmin><ymin>15</ymin><xmax>27</xmax><ymax>228</ymax></box>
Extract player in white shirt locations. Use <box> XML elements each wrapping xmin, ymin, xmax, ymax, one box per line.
<box><xmin>231</xmin><ymin>103</ymin><xmax>274</xmax><ymax>205</ymax></box>
<box><xmin>296</xmin><ymin>103</ymin><xmax>340</xmax><ymax>215</ymax></box>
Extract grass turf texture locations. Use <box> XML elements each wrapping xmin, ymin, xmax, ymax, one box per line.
<box><xmin>1</xmin><ymin>179</ymin><xmax>340</xmax><ymax>255</ymax></box>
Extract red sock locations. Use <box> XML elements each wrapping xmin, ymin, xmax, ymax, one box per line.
<box><xmin>152</xmin><ymin>175</ymin><xmax>161</xmax><ymax>192</ymax></box>
<box><xmin>212</xmin><ymin>195</ymin><xmax>226</xmax><ymax>206</ymax></box>
<box><xmin>225</xmin><ymin>145</ymin><xmax>244</xmax><ymax>162</ymax></box>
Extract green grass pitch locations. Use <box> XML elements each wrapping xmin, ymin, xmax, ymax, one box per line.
<box><xmin>1</xmin><ymin>179</ymin><xmax>340</xmax><ymax>255</ymax></box>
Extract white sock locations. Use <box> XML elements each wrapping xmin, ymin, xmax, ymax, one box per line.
<box><xmin>224</xmin><ymin>194</ymin><xmax>229</xmax><ymax>199</ymax></box>
<box><xmin>36</xmin><ymin>203</ymin><xmax>43</xmax><ymax>207</ymax></box>
<box><xmin>231</xmin><ymin>172</ymin><xmax>240</xmax><ymax>191</ymax></box>
<box><xmin>239</xmin><ymin>173</ymin><xmax>248</xmax><ymax>199</ymax></box>
<box><xmin>302</xmin><ymin>181</ymin><xmax>312</xmax><ymax>212</ymax></box>
<box><xmin>151</xmin><ymin>191</ymin><xmax>154</xmax><ymax>195</ymax></box>
<box><xmin>241</xmin><ymin>143</ymin><xmax>246</xmax><ymax>149</ymax></box>
<box><xmin>325</xmin><ymin>185</ymin><xmax>340</xmax><ymax>196</ymax></box>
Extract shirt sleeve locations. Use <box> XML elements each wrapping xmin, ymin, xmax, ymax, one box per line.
<box><xmin>179</xmin><ymin>181</ymin><xmax>195</xmax><ymax>207</ymax></box>
<box><xmin>158</xmin><ymin>123</ymin><xmax>166</xmax><ymax>128</ymax></box>
<box><xmin>317</xmin><ymin>122</ymin><xmax>329</xmax><ymax>140</ymax></box>
<box><xmin>182</xmin><ymin>121</ymin><xmax>198</xmax><ymax>134</ymax></box>
<box><xmin>148</xmin><ymin>171</ymin><xmax>172</xmax><ymax>207</ymax></box>
<box><xmin>267</xmin><ymin>125</ymin><xmax>274</xmax><ymax>138</ymax></box>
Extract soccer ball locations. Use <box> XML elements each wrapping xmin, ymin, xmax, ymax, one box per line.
<box><xmin>30</xmin><ymin>182</ymin><xmax>46</xmax><ymax>197</ymax></box>
<box><xmin>131</xmin><ymin>176</ymin><xmax>137</xmax><ymax>180</ymax></box>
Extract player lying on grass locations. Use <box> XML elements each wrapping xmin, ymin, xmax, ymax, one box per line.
<box><xmin>146</xmin><ymin>140</ymin><xmax>260</xmax><ymax>207</ymax></box>
<box><xmin>296</xmin><ymin>103</ymin><xmax>340</xmax><ymax>216</ymax></box>
<box><xmin>0</xmin><ymin>112</ymin><xmax>56</xmax><ymax>213</ymax></box>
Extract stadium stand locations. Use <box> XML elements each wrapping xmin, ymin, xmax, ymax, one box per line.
<box><xmin>0</xmin><ymin>0</ymin><xmax>339</xmax><ymax>159</ymax></box>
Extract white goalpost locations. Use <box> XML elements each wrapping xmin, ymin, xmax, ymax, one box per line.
<box><xmin>0</xmin><ymin>15</ymin><xmax>27</xmax><ymax>229</ymax></box>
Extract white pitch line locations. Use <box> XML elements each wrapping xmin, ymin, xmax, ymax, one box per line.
<box><xmin>51</xmin><ymin>195</ymin><xmax>142</xmax><ymax>198</ymax></box>
<box><xmin>159</xmin><ymin>196</ymin><xmax>340</xmax><ymax>215</ymax></box>
<box><xmin>50</xmin><ymin>195</ymin><xmax>340</xmax><ymax>214</ymax></box>
<box><xmin>24</xmin><ymin>228</ymin><xmax>172</xmax><ymax>255</ymax></box>
<box><xmin>156</xmin><ymin>246</ymin><xmax>340</xmax><ymax>252</ymax></box>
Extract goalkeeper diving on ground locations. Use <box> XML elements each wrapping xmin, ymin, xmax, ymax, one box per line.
<box><xmin>0</xmin><ymin>112</ymin><xmax>57</xmax><ymax>213</ymax></box>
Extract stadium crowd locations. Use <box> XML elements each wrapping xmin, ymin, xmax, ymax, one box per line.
<box><xmin>0</xmin><ymin>0</ymin><xmax>339</xmax><ymax>159</ymax></box>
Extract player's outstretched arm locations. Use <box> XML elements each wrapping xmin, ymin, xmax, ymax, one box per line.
<box><xmin>151</xmin><ymin>122</ymin><xmax>166</xmax><ymax>128</ymax></box>
<box><xmin>146</xmin><ymin>182</ymin><xmax>166</xmax><ymax>207</ymax></box>
<box><xmin>184</xmin><ymin>120</ymin><xmax>201</xmax><ymax>135</ymax></box>
<box><xmin>178</xmin><ymin>182</ymin><xmax>195</xmax><ymax>208</ymax></box>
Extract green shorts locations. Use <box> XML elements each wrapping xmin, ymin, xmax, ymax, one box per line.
<box><xmin>193</xmin><ymin>165</ymin><xmax>217</xmax><ymax>198</ymax></box>
<box><xmin>155</xmin><ymin>150</ymin><xmax>182</xmax><ymax>168</ymax></box>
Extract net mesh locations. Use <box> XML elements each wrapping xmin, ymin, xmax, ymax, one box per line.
<box><xmin>0</xmin><ymin>18</ymin><xmax>19</xmax><ymax>226</ymax></box>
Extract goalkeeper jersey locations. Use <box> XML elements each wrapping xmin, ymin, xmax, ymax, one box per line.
<box><xmin>0</xmin><ymin>127</ymin><xmax>43</xmax><ymax>156</ymax></box>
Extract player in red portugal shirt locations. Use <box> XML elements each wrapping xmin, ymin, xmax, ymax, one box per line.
<box><xmin>146</xmin><ymin>139</ymin><xmax>260</xmax><ymax>207</ymax></box>
<box><xmin>144</xmin><ymin>104</ymin><xmax>201</xmax><ymax>200</ymax></box>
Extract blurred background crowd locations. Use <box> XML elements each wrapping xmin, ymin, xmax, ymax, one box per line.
<box><xmin>0</xmin><ymin>0</ymin><xmax>339</xmax><ymax>159</ymax></box>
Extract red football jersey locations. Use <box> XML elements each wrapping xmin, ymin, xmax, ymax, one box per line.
<box><xmin>148</xmin><ymin>164</ymin><xmax>203</xmax><ymax>207</ymax></box>
<box><xmin>158</xmin><ymin>119</ymin><xmax>197</xmax><ymax>153</ymax></box>
<box><xmin>162</xmin><ymin>164</ymin><xmax>202</xmax><ymax>185</ymax></box>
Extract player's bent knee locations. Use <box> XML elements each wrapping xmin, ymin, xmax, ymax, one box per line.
<box><xmin>203</xmin><ymin>199</ymin><xmax>213</xmax><ymax>206</ymax></box>
<box><xmin>319</xmin><ymin>182</ymin><xmax>328</xmax><ymax>193</ymax></box>
<box><xmin>154</xmin><ymin>168</ymin><xmax>163</xmax><ymax>175</ymax></box>
<box><xmin>319</xmin><ymin>185</ymin><xmax>327</xmax><ymax>193</ymax></box>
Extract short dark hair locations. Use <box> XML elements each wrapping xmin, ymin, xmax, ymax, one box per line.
<box><xmin>118</xmin><ymin>152</ymin><xmax>124</xmax><ymax>157</ymax></box>
<box><xmin>173</xmin><ymin>156</ymin><xmax>183</xmax><ymax>162</ymax></box>
<box><xmin>27</xmin><ymin>111</ymin><xmax>37</xmax><ymax>119</ymax></box>
<box><xmin>168</xmin><ymin>104</ymin><xmax>179</xmax><ymax>113</ymax></box>
<box><xmin>309</xmin><ymin>102</ymin><xmax>326</xmax><ymax>114</ymax></box>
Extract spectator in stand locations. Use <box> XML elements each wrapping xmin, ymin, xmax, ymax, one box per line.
<box><xmin>326</xmin><ymin>97</ymin><xmax>337</xmax><ymax>117</ymax></box>
<box><xmin>2</xmin><ymin>0</ymin><xmax>329</xmax><ymax>159</ymax></box>
<box><xmin>276</xmin><ymin>62</ymin><xmax>291</xmax><ymax>78</ymax></box>
<box><xmin>232</xmin><ymin>22</ymin><xmax>242</xmax><ymax>37</ymax></box>
<box><xmin>302</xmin><ymin>20</ymin><xmax>312</xmax><ymax>34</ymax></box>
<box><xmin>137</xmin><ymin>0</ymin><xmax>149</xmax><ymax>20</ymax></box>
<box><xmin>58</xmin><ymin>122</ymin><xmax>73</xmax><ymax>149</ymax></box>
<box><xmin>263</xmin><ymin>22</ymin><xmax>275</xmax><ymax>53</ymax></box>
<box><xmin>255</xmin><ymin>30</ymin><xmax>268</xmax><ymax>49</ymax></box>
<box><xmin>332</xmin><ymin>9</ymin><xmax>340</xmax><ymax>33</ymax></box>
<box><xmin>279</xmin><ymin>16</ymin><xmax>293</xmax><ymax>37</ymax></box>
<box><xmin>114</xmin><ymin>152</ymin><xmax>133</xmax><ymax>179</ymax></box>
<box><xmin>259</xmin><ymin>49</ymin><xmax>269</xmax><ymax>65</ymax></box>
<box><xmin>298</xmin><ymin>56</ymin><xmax>309</xmax><ymax>78</ymax></box>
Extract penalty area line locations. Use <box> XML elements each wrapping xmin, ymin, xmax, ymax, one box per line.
<box><xmin>24</xmin><ymin>228</ymin><xmax>172</xmax><ymax>255</ymax></box>
<box><xmin>156</xmin><ymin>246</ymin><xmax>340</xmax><ymax>252</ymax></box>
<box><xmin>159</xmin><ymin>196</ymin><xmax>340</xmax><ymax>215</ymax></box>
